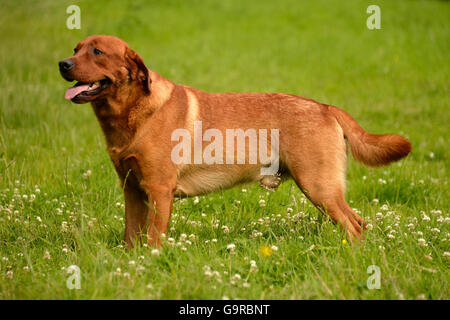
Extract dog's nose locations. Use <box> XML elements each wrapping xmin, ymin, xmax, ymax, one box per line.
<box><xmin>59</xmin><ymin>59</ymin><xmax>75</xmax><ymax>72</ymax></box>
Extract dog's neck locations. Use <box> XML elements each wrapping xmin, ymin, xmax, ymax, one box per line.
<box><xmin>91</xmin><ymin>71</ymin><xmax>175</xmax><ymax>150</ymax></box>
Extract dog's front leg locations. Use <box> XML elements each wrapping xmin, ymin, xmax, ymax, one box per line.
<box><xmin>142</xmin><ymin>184</ymin><xmax>174</xmax><ymax>247</ymax></box>
<box><xmin>123</xmin><ymin>186</ymin><xmax>149</xmax><ymax>248</ymax></box>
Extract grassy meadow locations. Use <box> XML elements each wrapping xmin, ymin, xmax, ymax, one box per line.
<box><xmin>0</xmin><ymin>0</ymin><xmax>449</xmax><ymax>299</ymax></box>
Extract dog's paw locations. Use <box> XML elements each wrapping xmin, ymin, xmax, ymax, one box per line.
<box><xmin>259</xmin><ymin>174</ymin><xmax>282</xmax><ymax>191</ymax></box>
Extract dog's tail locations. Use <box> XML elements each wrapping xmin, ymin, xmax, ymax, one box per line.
<box><xmin>328</xmin><ymin>105</ymin><xmax>412</xmax><ymax>167</ymax></box>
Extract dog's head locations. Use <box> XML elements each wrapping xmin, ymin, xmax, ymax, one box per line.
<box><xmin>59</xmin><ymin>35</ymin><xmax>151</xmax><ymax>104</ymax></box>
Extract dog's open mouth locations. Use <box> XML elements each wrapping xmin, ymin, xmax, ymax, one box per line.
<box><xmin>65</xmin><ymin>79</ymin><xmax>110</xmax><ymax>101</ymax></box>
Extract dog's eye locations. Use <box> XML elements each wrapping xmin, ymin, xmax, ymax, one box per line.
<box><xmin>93</xmin><ymin>48</ymin><xmax>103</xmax><ymax>56</ymax></box>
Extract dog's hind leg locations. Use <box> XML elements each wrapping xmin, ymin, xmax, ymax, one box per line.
<box><xmin>285</xmin><ymin>123</ymin><xmax>365</xmax><ymax>240</ymax></box>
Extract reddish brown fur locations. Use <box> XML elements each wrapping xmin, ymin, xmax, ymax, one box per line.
<box><xmin>328</xmin><ymin>106</ymin><xmax>412</xmax><ymax>167</ymax></box>
<box><xmin>59</xmin><ymin>35</ymin><xmax>412</xmax><ymax>247</ymax></box>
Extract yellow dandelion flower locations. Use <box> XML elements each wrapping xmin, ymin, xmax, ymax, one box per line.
<box><xmin>342</xmin><ymin>239</ymin><xmax>348</xmax><ymax>246</ymax></box>
<box><xmin>260</xmin><ymin>245</ymin><xmax>273</xmax><ymax>257</ymax></box>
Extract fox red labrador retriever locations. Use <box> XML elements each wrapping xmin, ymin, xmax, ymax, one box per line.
<box><xmin>59</xmin><ymin>35</ymin><xmax>411</xmax><ymax>248</ymax></box>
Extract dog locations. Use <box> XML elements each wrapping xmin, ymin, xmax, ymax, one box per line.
<box><xmin>59</xmin><ymin>35</ymin><xmax>411</xmax><ymax>248</ymax></box>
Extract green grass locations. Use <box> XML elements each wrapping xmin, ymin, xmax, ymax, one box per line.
<box><xmin>0</xmin><ymin>0</ymin><xmax>449</xmax><ymax>299</ymax></box>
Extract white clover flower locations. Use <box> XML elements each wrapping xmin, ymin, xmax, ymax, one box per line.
<box><xmin>250</xmin><ymin>260</ymin><xmax>258</xmax><ymax>273</ymax></box>
<box><xmin>204</xmin><ymin>270</ymin><xmax>212</xmax><ymax>279</ymax></box>
<box><xmin>43</xmin><ymin>251</ymin><xmax>51</xmax><ymax>260</ymax></box>
<box><xmin>270</xmin><ymin>245</ymin><xmax>279</xmax><ymax>252</ymax></box>
<box><xmin>136</xmin><ymin>265</ymin><xmax>145</xmax><ymax>274</ymax></box>
<box><xmin>203</xmin><ymin>265</ymin><xmax>211</xmax><ymax>272</ymax></box>
<box><xmin>418</xmin><ymin>238</ymin><xmax>427</xmax><ymax>247</ymax></box>
<box><xmin>259</xmin><ymin>199</ymin><xmax>266</xmax><ymax>207</ymax></box>
<box><xmin>227</xmin><ymin>243</ymin><xmax>236</xmax><ymax>251</ymax></box>
<box><xmin>422</xmin><ymin>214</ymin><xmax>431</xmax><ymax>222</ymax></box>
<box><xmin>128</xmin><ymin>260</ymin><xmax>136</xmax><ymax>266</ymax></box>
<box><xmin>431</xmin><ymin>228</ymin><xmax>440</xmax><ymax>234</ymax></box>
<box><xmin>366</xmin><ymin>223</ymin><xmax>373</xmax><ymax>231</ymax></box>
<box><xmin>151</xmin><ymin>249</ymin><xmax>160</xmax><ymax>256</ymax></box>
<box><xmin>251</xmin><ymin>230</ymin><xmax>263</xmax><ymax>238</ymax></box>
<box><xmin>443</xmin><ymin>252</ymin><xmax>450</xmax><ymax>257</ymax></box>
<box><xmin>193</xmin><ymin>196</ymin><xmax>199</xmax><ymax>205</ymax></box>
<box><xmin>430</xmin><ymin>209</ymin><xmax>442</xmax><ymax>216</ymax></box>
<box><xmin>372</xmin><ymin>198</ymin><xmax>379</xmax><ymax>204</ymax></box>
<box><xmin>376</xmin><ymin>212</ymin><xmax>383</xmax><ymax>219</ymax></box>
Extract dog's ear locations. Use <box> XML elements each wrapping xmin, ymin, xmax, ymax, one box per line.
<box><xmin>125</xmin><ymin>47</ymin><xmax>152</xmax><ymax>94</ymax></box>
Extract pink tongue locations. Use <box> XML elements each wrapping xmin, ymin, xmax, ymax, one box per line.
<box><xmin>65</xmin><ymin>84</ymin><xmax>90</xmax><ymax>100</ymax></box>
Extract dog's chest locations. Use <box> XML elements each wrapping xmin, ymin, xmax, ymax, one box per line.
<box><xmin>108</xmin><ymin>147</ymin><xmax>141</xmax><ymax>188</ymax></box>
